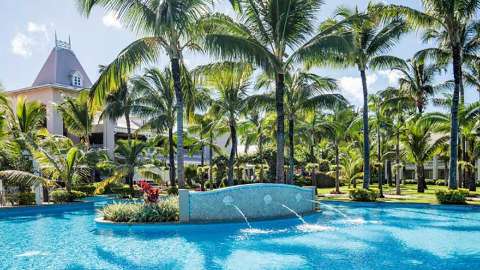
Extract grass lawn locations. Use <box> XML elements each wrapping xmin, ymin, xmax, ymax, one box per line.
<box><xmin>317</xmin><ymin>184</ymin><xmax>480</xmax><ymax>205</ymax></box>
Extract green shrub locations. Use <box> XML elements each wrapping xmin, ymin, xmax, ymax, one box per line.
<box><xmin>71</xmin><ymin>190</ymin><xmax>87</xmax><ymax>200</ymax></box>
<box><xmin>51</xmin><ymin>190</ymin><xmax>71</xmax><ymax>203</ymax></box>
<box><xmin>435</xmin><ymin>189</ymin><xmax>469</xmax><ymax>204</ymax></box>
<box><xmin>74</xmin><ymin>185</ymin><xmax>96</xmax><ymax>196</ymax></box>
<box><xmin>425</xmin><ymin>179</ymin><xmax>436</xmax><ymax>185</ymax></box>
<box><xmin>50</xmin><ymin>190</ymin><xmax>86</xmax><ymax>203</ymax></box>
<box><xmin>101</xmin><ymin>196</ymin><xmax>179</xmax><ymax>223</ymax></box>
<box><xmin>18</xmin><ymin>192</ymin><xmax>36</xmax><ymax>205</ymax></box>
<box><xmin>404</xmin><ymin>179</ymin><xmax>417</xmax><ymax>185</ymax></box>
<box><xmin>436</xmin><ymin>180</ymin><xmax>447</xmax><ymax>186</ymax></box>
<box><xmin>349</xmin><ymin>188</ymin><xmax>378</xmax><ymax>202</ymax></box>
<box><xmin>111</xmin><ymin>185</ymin><xmax>142</xmax><ymax>198</ymax></box>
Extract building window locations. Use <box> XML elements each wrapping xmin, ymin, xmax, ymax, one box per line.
<box><xmin>72</xmin><ymin>72</ymin><xmax>82</xmax><ymax>87</ymax></box>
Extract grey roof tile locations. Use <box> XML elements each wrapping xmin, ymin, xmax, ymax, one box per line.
<box><xmin>32</xmin><ymin>46</ymin><xmax>92</xmax><ymax>88</ymax></box>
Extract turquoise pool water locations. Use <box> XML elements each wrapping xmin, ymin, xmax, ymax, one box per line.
<box><xmin>1</xmin><ymin>198</ymin><xmax>479</xmax><ymax>270</ymax></box>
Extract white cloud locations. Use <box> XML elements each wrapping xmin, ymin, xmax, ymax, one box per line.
<box><xmin>379</xmin><ymin>69</ymin><xmax>403</xmax><ymax>86</ymax></box>
<box><xmin>11</xmin><ymin>33</ymin><xmax>34</xmax><ymax>57</ymax></box>
<box><xmin>27</xmin><ymin>22</ymin><xmax>47</xmax><ymax>33</ymax></box>
<box><xmin>102</xmin><ymin>11</ymin><xmax>122</xmax><ymax>29</ymax></box>
<box><xmin>338</xmin><ymin>74</ymin><xmax>378</xmax><ymax>104</ymax></box>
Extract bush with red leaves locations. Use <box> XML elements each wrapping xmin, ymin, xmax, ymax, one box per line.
<box><xmin>138</xmin><ymin>180</ymin><xmax>160</xmax><ymax>203</ymax></box>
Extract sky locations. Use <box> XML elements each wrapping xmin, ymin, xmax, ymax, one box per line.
<box><xmin>0</xmin><ymin>0</ymin><xmax>477</xmax><ymax>107</ymax></box>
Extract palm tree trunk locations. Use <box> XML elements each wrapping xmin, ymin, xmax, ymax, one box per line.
<box><xmin>288</xmin><ymin>116</ymin><xmax>294</xmax><ymax>185</ymax></box>
<box><xmin>396</xmin><ymin>131</ymin><xmax>401</xmax><ymax>195</ymax></box>
<box><xmin>417</xmin><ymin>163</ymin><xmax>425</xmax><ymax>193</ymax></box>
<box><xmin>168</xmin><ymin>127</ymin><xmax>176</xmax><ymax>187</ymax></box>
<box><xmin>171</xmin><ymin>58</ymin><xmax>185</xmax><ymax>188</ymax></box>
<box><xmin>448</xmin><ymin>44</ymin><xmax>462</xmax><ymax>190</ymax></box>
<box><xmin>259</xmin><ymin>135</ymin><xmax>264</xmax><ymax>183</ymax></box>
<box><xmin>200</xmin><ymin>133</ymin><xmax>204</xmax><ymax>167</ymax></box>
<box><xmin>125</xmin><ymin>111</ymin><xmax>131</xmax><ymax>141</ymax></box>
<box><xmin>335</xmin><ymin>141</ymin><xmax>340</xmax><ymax>193</ymax></box>
<box><xmin>275</xmin><ymin>73</ymin><xmax>286</xmax><ymax>183</ymax></box>
<box><xmin>360</xmin><ymin>69</ymin><xmax>370</xmax><ymax>189</ymax></box>
<box><xmin>209</xmin><ymin>134</ymin><xmax>213</xmax><ymax>184</ymax></box>
<box><xmin>377</xmin><ymin>126</ymin><xmax>384</xmax><ymax>198</ymax></box>
<box><xmin>227</xmin><ymin>122</ymin><xmax>237</xmax><ymax>186</ymax></box>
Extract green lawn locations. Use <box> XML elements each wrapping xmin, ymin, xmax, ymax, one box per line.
<box><xmin>317</xmin><ymin>184</ymin><xmax>480</xmax><ymax>205</ymax></box>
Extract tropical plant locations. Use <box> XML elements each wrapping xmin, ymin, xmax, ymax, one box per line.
<box><xmin>401</xmin><ymin>117</ymin><xmax>449</xmax><ymax>192</ymax></box>
<box><xmin>100</xmin><ymin>79</ymin><xmax>134</xmax><ymax>140</ymax></box>
<box><xmin>381</xmin><ymin>0</ymin><xmax>480</xmax><ymax>189</ymax></box>
<box><xmin>57</xmin><ymin>91</ymin><xmax>94</xmax><ymax>148</ymax></box>
<box><xmin>196</xmin><ymin>62</ymin><xmax>252</xmax><ymax>185</ymax></box>
<box><xmin>77</xmin><ymin>0</ymin><xmax>209</xmax><ymax>187</ymax></box>
<box><xmin>391</xmin><ymin>56</ymin><xmax>445</xmax><ymax>115</ymax></box>
<box><xmin>0</xmin><ymin>135</ymin><xmax>90</xmax><ymax>197</ymax></box>
<box><xmin>202</xmin><ymin>0</ymin><xmax>346</xmax><ymax>183</ymax></box>
<box><xmin>321</xmin><ymin>5</ymin><xmax>408</xmax><ymax>188</ymax></box>
<box><xmin>253</xmin><ymin>70</ymin><xmax>343</xmax><ymax>183</ymax></box>
<box><xmin>132</xmin><ymin>68</ymin><xmax>177</xmax><ymax>186</ymax></box>
<box><xmin>325</xmin><ymin>105</ymin><xmax>355</xmax><ymax>193</ymax></box>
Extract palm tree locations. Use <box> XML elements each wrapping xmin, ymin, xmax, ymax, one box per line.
<box><xmin>100</xmin><ymin>82</ymin><xmax>134</xmax><ymax>140</ymax></box>
<box><xmin>391</xmin><ymin>56</ymin><xmax>445</xmax><ymax>115</ymax></box>
<box><xmin>196</xmin><ymin>62</ymin><xmax>253</xmax><ymax>186</ymax></box>
<box><xmin>381</xmin><ymin>0</ymin><xmax>480</xmax><ymax>189</ymax></box>
<box><xmin>465</xmin><ymin>61</ymin><xmax>480</xmax><ymax>101</ymax></box>
<box><xmin>323</xmin><ymin>5</ymin><xmax>407</xmax><ymax>188</ymax></box>
<box><xmin>283</xmin><ymin>74</ymin><xmax>342</xmax><ymax>184</ymax></box>
<box><xmin>131</xmin><ymin>68</ymin><xmax>176</xmax><ymax>187</ymax></box>
<box><xmin>380</xmin><ymin>87</ymin><xmax>413</xmax><ymax>195</ymax></box>
<box><xmin>2</xmin><ymin>96</ymin><xmax>46</xmax><ymax>139</ymax></box>
<box><xmin>0</xmin><ymin>135</ymin><xmax>90</xmax><ymax>196</ymax></box>
<box><xmin>202</xmin><ymin>0</ymin><xmax>346</xmax><ymax>183</ymax></box>
<box><xmin>325</xmin><ymin>105</ymin><xmax>355</xmax><ymax>193</ymax></box>
<box><xmin>97</xmin><ymin>139</ymin><xmax>155</xmax><ymax>195</ymax></box>
<box><xmin>427</xmin><ymin>96</ymin><xmax>480</xmax><ymax>189</ymax></box>
<box><xmin>77</xmin><ymin>0</ymin><xmax>209</xmax><ymax>187</ymax></box>
<box><xmin>57</xmin><ymin>91</ymin><xmax>94</xmax><ymax>149</ymax></box>
<box><xmin>401</xmin><ymin>117</ymin><xmax>449</xmax><ymax>193</ymax></box>
<box><xmin>253</xmin><ymin>71</ymin><xmax>343</xmax><ymax>183</ymax></box>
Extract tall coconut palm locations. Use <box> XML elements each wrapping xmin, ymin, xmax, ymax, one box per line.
<box><xmin>202</xmin><ymin>0</ymin><xmax>347</xmax><ymax>183</ymax></box>
<box><xmin>196</xmin><ymin>62</ymin><xmax>253</xmax><ymax>186</ymax></box>
<box><xmin>131</xmin><ymin>68</ymin><xmax>176</xmax><ymax>187</ymax></box>
<box><xmin>253</xmin><ymin>71</ymin><xmax>343</xmax><ymax>183</ymax></box>
<box><xmin>401</xmin><ymin>117</ymin><xmax>449</xmax><ymax>193</ymax></box>
<box><xmin>380</xmin><ymin>87</ymin><xmax>414</xmax><ymax>195</ymax></box>
<box><xmin>391</xmin><ymin>56</ymin><xmax>445</xmax><ymax>115</ymax></box>
<box><xmin>322</xmin><ymin>5</ymin><xmax>408</xmax><ymax>188</ymax></box>
<box><xmin>77</xmin><ymin>0</ymin><xmax>209</xmax><ymax>187</ymax></box>
<box><xmin>381</xmin><ymin>0</ymin><xmax>480</xmax><ymax>189</ymax></box>
<box><xmin>57</xmin><ymin>91</ymin><xmax>94</xmax><ymax>149</ymax></box>
<box><xmin>325</xmin><ymin>105</ymin><xmax>355</xmax><ymax>193</ymax></box>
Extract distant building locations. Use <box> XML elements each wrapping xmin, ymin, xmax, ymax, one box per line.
<box><xmin>6</xmin><ymin>37</ymin><xmax>139</xmax><ymax>157</ymax></box>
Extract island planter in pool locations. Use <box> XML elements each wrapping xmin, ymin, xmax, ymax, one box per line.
<box><xmin>179</xmin><ymin>183</ymin><xmax>316</xmax><ymax>223</ymax></box>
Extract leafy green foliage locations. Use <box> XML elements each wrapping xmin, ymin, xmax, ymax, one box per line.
<box><xmin>435</xmin><ymin>189</ymin><xmax>469</xmax><ymax>204</ymax></box>
<box><xmin>349</xmin><ymin>188</ymin><xmax>378</xmax><ymax>202</ymax></box>
<box><xmin>101</xmin><ymin>196</ymin><xmax>179</xmax><ymax>223</ymax></box>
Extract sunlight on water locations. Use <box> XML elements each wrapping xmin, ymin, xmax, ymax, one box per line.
<box><xmin>15</xmin><ymin>251</ymin><xmax>49</xmax><ymax>257</ymax></box>
<box><xmin>296</xmin><ymin>224</ymin><xmax>334</xmax><ymax>233</ymax></box>
<box><xmin>240</xmin><ymin>228</ymin><xmax>288</xmax><ymax>235</ymax></box>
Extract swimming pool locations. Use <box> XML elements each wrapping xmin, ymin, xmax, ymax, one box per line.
<box><xmin>1</xmin><ymin>198</ymin><xmax>479</xmax><ymax>270</ymax></box>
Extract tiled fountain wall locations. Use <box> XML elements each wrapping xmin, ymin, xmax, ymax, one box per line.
<box><xmin>179</xmin><ymin>184</ymin><xmax>316</xmax><ymax>223</ymax></box>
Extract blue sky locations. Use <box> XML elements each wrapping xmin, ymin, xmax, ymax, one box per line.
<box><xmin>1</xmin><ymin>0</ymin><xmax>477</xmax><ymax>106</ymax></box>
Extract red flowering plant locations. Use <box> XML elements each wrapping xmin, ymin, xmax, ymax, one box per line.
<box><xmin>138</xmin><ymin>180</ymin><xmax>160</xmax><ymax>203</ymax></box>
